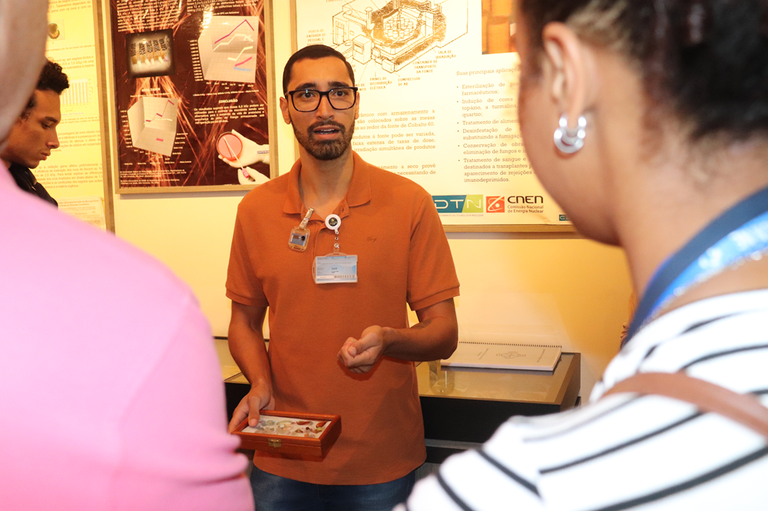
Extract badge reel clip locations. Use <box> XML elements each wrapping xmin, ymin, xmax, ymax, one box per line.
<box><xmin>313</xmin><ymin>214</ymin><xmax>358</xmax><ymax>284</ymax></box>
<box><xmin>288</xmin><ymin>208</ymin><xmax>314</xmax><ymax>252</ymax></box>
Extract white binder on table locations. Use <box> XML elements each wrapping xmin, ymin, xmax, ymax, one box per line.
<box><xmin>441</xmin><ymin>342</ymin><xmax>562</xmax><ymax>371</ymax></box>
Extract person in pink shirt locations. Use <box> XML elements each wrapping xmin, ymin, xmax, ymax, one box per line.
<box><xmin>0</xmin><ymin>2</ymin><xmax>254</xmax><ymax>510</ymax></box>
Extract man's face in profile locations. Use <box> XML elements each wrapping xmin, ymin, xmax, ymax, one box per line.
<box><xmin>2</xmin><ymin>89</ymin><xmax>62</xmax><ymax>169</ymax></box>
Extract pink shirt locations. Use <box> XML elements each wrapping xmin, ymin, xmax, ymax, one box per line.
<box><xmin>0</xmin><ymin>165</ymin><xmax>253</xmax><ymax>511</ymax></box>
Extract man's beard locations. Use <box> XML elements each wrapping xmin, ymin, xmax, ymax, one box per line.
<box><xmin>293</xmin><ymin>119</ymin><xmax>355</xmax><ymax>161</ymax></box>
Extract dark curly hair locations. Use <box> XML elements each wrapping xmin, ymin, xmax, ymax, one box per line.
<box><xmin>519</xmin><ymin>0</ymin><xmax>768</xmax><ymax>142</ymax></box>
<box><xmin>22</xmin><ymin>58</ymin><xmax>69</xmax><ymax>118</ymax></box>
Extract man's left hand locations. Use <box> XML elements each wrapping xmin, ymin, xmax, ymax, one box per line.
<box><xmin>338</xmin><ymin>325</ymin><xmax>388</xmax><ymax>374</ymax></box>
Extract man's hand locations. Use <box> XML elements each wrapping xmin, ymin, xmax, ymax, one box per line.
<box><xmin>337</xmin><ymin>299</ymin><xmax>458</xmax><ymax>374</ymax></box>
<box><xmin>338</xmin><ymin>325</ymin><xmax>389</xmax><ymax>374</ymax></box>
<box><xmin>228</xmin><ymin>385</ymin><xmax>275</xmax><ymax>432</ymax></box>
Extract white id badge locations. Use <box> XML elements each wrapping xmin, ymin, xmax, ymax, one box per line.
<box><xmin>313</xmin><ymin>255</ymin><xmax>358</xmax><ymax>284</ymax></box>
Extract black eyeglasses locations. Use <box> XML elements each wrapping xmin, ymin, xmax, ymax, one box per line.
<box><xmin>286</xmin><ymin>87</ymin><xmax>358</xmax><ymax>112</ymax></box>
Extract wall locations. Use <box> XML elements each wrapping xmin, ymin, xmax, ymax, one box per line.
<box><xmin>107</xmin><ymin>1</ymin><xmax>633</xmax><ymax>398</ymax></box>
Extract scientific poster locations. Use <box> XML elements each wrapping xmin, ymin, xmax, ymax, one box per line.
<box><xmin>294</xmin><ymin>0</ymin><xmax>569</xmax><ymax>228</ymax></box>
<box><xmin>41</xmin><ymin>0</ymin><xmax>107</xmax><ymax>228</ymax></box>
<box><xmin>110</xmin><ymin>0</ymin><xmax>270</xmax><ymax>191</ymax></box>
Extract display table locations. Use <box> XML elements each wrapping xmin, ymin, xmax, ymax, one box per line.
<box><xmin>216</xmin><ymin>339</ymin><xmax>580</xmax><ymax>463</ymax></box>
<box><xmin>417</xmin><ymin>353</ymin><xmax>580</xmax><ymax>462</ymax></box>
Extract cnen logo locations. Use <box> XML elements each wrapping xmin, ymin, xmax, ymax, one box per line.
<box><xmin>486</xmin><ymin>196</ymin><xmax>505</xmax><ymax>213</ymax></box>
<box><xmin>433</xmin><ymin>195</ymin><xmax>484</xmax><ymax>213</ymax></box>
<box><xmin>507</xmin><ymin>195</ymin><xmax>544</xmax><ymax>204</ymax></box>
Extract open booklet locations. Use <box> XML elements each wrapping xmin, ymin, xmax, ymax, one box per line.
<box><xmin>441</xmin><ymin>342</ymin><xmax>562</xmax><ymax>371</ymax></box>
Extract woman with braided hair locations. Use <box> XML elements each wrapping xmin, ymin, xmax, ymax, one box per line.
<box><xmin>399</xmin><ymin>1</ymin><xmax>768</xmax><ymax>509</ymax></box>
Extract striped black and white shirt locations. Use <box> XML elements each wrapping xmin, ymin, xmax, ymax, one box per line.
<box><xmin>399</xmin><ymin>290</ymin><xmax>768</xmax><ymax>510</ymax></box>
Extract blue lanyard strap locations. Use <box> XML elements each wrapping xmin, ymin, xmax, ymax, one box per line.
<box><xmin>623</xmin><ymin>185</ymin><xmax>768</xmax><ymax>346</ymax></box>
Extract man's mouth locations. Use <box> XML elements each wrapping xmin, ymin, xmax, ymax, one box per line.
<box><xmin>311</xmin><ymin>123</ymin><xmax>343</xmax><ymax>138</ymax></box>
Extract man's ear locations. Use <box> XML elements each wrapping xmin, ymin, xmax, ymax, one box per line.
<box><xmin>541</xmin><ymin>22</ymin><xmax>594</xmax><ymax>127</ymax></box>
<box><xmin>16</xmin><ymin>109</ymin><xmax>31</xmax><ymax>124</ymax></box>
<box><xmin>279</xmin><ymin>96</ymin><xmax>292</xmax><ymax>125</ymax></box>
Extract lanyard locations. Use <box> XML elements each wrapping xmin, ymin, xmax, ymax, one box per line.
<box><xmin>622</xmin><ymin>185</ymin><xmax>768</xmax><ymax>346</ymax></box>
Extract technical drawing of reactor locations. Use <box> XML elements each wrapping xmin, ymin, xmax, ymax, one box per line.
<box><xmin>332</xmin><ymin>0</ymin><xmax>468</xmax><ymax>73</ymax></box>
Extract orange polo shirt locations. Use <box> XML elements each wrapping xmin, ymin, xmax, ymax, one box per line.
<box><xmin>226</xmin><ymin>152</ymin><xmax>460</xmax><ymax>485</ymax></box>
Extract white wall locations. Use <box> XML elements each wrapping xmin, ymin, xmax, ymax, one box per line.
<box><xmin>109</xmin><ymin>1</ymin><xmax>633</xmax><ymax>398</ymax></box>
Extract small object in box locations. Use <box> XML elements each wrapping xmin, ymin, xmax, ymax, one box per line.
<box><xmin>233</xmin><ymin>411</ymin><xmax>341</xmax><ymax>457</ymax></box>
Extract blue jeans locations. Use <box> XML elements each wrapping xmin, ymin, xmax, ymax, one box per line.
<box><xmin>250</xmin><ymin>465</ymin><xmax>416</xmax><ymax>511</ymax></box>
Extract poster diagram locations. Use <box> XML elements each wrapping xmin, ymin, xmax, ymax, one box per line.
<box><xmin>198</xmin><ymin>16</ymin><xmax>259</xmax><ymax>83</ymax></box>
<box><xmin>127</xmin><ymin>96</ymin><xmax>178</xmax><ymax>157</ymax></box>
<box><xmin>126</xmin><ymin>30</ymin><xmax>174</xmax><ymax>78</ymax></box>
<box><xmin>296</xmin><ymin>0</ymin><xmax>569</xmax><ymax>228</ymax></box>
<box><xmin>110</xmin><ymin>0</ymin><xmax>269</xmax><ymax>190</ymax></box>
<box><xmin>216</xmin><ymin>130</ymin><xmax>270</xmax><ymax>185</ymax></box>
<box><xmin>331</xmin><ymin>0</ymin><xmax>467</xmax><ymax>73</ymax></box>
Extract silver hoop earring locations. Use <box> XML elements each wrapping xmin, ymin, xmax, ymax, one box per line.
<box><xmin>553</xmin><ymin>114</ymin><xmax>587</xmax><ymax>154</ymax></box>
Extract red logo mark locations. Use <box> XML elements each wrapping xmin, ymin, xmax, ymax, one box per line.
<box><xmin>486</xmin><ymin>196</ymin><xmax>505</xmax><ymax>213</ymax></box>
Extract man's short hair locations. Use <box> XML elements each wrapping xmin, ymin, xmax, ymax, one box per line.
<box><xmin>282</xmin><ymin>44</ymin><xmax>355</xmax><ymax>95</ymax></box>
<box><xmin>22</xmin><ymin>59</ymin><xmax>69</xmax><ymax>118</ymax></box>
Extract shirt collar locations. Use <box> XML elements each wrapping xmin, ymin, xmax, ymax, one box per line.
<box><xmin>0</xmin><ymin>160</ymin><xmax>13</xmax><ymax>189</ymax></box>
<box><xmin>283</xmin><ymin>151</ymin><xmax>372</xmax><ymax>218</ymax></box>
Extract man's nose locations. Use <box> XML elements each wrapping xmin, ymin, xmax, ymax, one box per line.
<box><xmin>315</xmin><ymin>94</ymin><xmax>335</xmax><ymax>117</ymax></box>
<box><xmin>48</xmin><ymin>129</ymin><xmax>59</xmax><ymax>149</ymax></box>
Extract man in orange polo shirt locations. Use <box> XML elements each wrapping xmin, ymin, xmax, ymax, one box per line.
<box><xmin>226</xmin><ymin>44</ymin><xmax>460</xmax><ymax>510</ymax></box>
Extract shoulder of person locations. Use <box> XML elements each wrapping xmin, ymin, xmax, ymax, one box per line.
<box><xmin>10</xmin><ymin>192</ymin><xmax>199</xmax><ymax>323</ymax></box>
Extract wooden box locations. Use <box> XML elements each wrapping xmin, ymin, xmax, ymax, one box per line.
<box><xmin>233</xmin><ymin>411</ymin><xmax>341</xmax><ymax>457</ymax></box>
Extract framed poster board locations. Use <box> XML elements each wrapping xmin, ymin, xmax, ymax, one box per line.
<box><xmin>109</xmin><ymin>0</ymin><xmax>273</xmax><ymax>192</ymax></box>
<box><xmin>292</xmin><ymin>0</ymin><xmax>572</xmax><ymax>232</ymax></box>
<box><xmin>42</xmin><ymin>0</ymin><xmax>110</xmax><ymax>229</ymax></box>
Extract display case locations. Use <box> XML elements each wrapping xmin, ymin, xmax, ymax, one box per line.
<box><xmin>233</xmin><ymin>411</ymin><xmax>341</xmax><ymax>457</ymax></box>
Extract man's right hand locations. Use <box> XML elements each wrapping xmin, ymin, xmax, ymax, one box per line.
<box><xmin>228</xmin><ymin>386</ymin><xmax>275</xmax><ymax>432</ymax></box>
